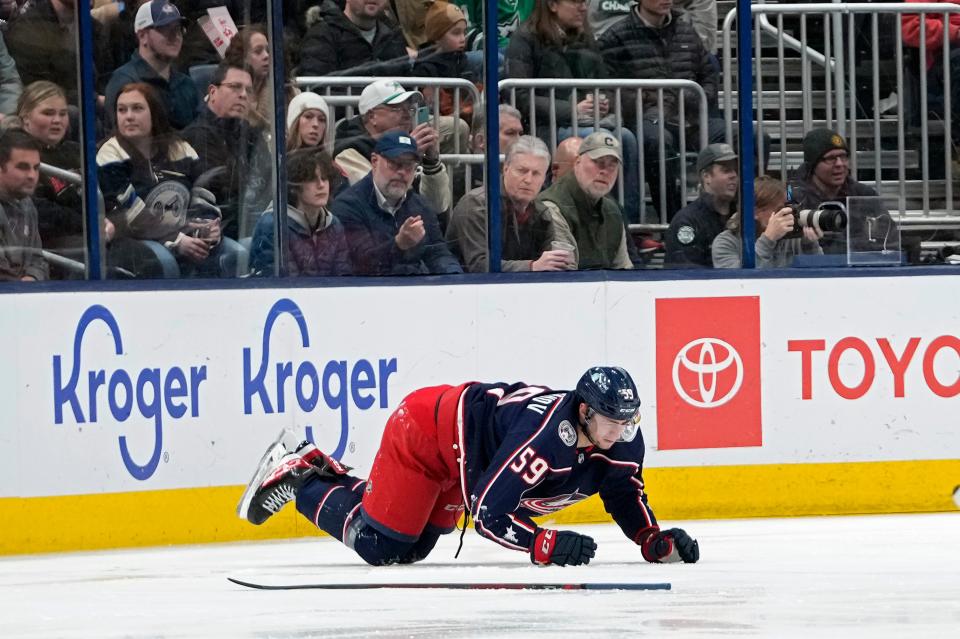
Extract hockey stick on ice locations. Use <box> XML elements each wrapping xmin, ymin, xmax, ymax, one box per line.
<box><xmin>228</xmin><ymin>577</ymin><xmax>671</xmax><ymax>591</ymax></box>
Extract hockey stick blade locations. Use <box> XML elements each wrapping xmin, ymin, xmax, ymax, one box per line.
<box><xmin>228</xmin><ymin>577</ymin><xmax>670</xmax><ymax>591</ymax></box>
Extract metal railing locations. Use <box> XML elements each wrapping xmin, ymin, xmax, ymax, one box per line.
<box><xmin>296</xmin><ymin>76</ymin><xmax>711</xmax><ymax>226</ymax></box>
<box><xmin>499</xmin><ymin>78</ymin><xmax>710</xmax><ymax>225</ymax></box>
<box><xmin>723</xmin><ymin>3</ymin><xmax>959</xmax><ymax>216</ymax></box>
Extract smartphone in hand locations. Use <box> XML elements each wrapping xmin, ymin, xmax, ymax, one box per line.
<box><xmin>416</xmin><ymin>106</ymin><xmax>432</xmax><ymax>126</ymax></box>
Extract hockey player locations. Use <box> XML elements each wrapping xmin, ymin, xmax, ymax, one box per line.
<box><xmin>237</xmin><ymin>366</ymin><xmax>699</xmax><ymax>567</ymax></box>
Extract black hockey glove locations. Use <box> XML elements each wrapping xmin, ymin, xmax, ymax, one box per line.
<box><xmin>530</xmin><ymin>529</ymin><xmax>597</xmax><ymax>567</ymax></box>
<box><xmin>639</xmin><ymin>527</ymin><xmax>699</xmax><ymax>564</ymax></box>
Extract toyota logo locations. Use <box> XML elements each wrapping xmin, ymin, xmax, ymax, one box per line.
<box><xmin>671</xmin><ymin>338</ymin><xmax>744</xmax><ymax>408</ymax></box>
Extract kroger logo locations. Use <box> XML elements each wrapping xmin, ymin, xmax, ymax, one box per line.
<box><xmin>242</xmin><ymin>298</ymin><xmax>397</xmax><ymax>460</ymax></box>
<box><xmin>671</xmin><ymin>337</ymin><xmax>744</xmax><ymax>408</ymax></box>
<box><xmin>53</xmin><ymin>305</ymin><xmax>208</xmax><ymax>481</ymax></box>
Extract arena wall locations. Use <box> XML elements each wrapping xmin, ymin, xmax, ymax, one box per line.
<box><xmin>2</xmin><ymin>273</ymin><xmax>958</xmax><ymax>554</ymax></box>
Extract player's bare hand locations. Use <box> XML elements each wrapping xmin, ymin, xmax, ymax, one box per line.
<box><xmin>763</xmin><ymin>206</ymin><xmax>795</xmax><ymax>242</ymax></box>
<box><xmin>395</xmin><ymin>216</ymin><xmax>425</xmax><ymax>250</ymax></box>
<box><xmin>410</xmin><ymin>123</ymin><xmax>439</xmax><ymax>160</ymax></box>
<box><xmin>532</xmin><ymin>249</ymin><xmax>572</xmax><ymax>271</ymax></box>
<box><xmin>176</xmin><ymin>234</ymin><xmax>211</xmax><ymax>263</ymax></box>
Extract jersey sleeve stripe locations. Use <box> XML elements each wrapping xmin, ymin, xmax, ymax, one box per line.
<box><xmin>476</xmin><ymin>519</ymin><xmax>529</xmax><ymax>552</ymax></box>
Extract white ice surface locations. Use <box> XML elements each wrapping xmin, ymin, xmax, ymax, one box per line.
<box><xmin>1</xmin><ymin>513</ymin><xmax>959</xmax><ymax>638</ymax></box>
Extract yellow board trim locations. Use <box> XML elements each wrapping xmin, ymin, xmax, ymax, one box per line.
<box><xmin>3</xmin><ymin>459</ymin><xmax>958</xmax><ymax>555</ymax></box>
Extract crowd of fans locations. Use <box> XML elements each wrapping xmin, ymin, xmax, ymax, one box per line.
<box><xmin>0</xmin><ymin>0</ymin><xmax>952</xmax><ymax>281</ymax></box>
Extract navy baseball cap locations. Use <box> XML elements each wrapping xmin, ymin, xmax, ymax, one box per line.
<box><xmin>373</xmin><ymin>131</ymin><xmax>422</xmax><ymax>160</ymax></box>
<box><xmin>135</xmin><ymin>1</ymin><xmax>188</xmax><ymax>33</ymax></box>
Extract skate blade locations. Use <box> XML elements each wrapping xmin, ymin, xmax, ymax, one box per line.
<box><xmin>236</xmin><ymin>429</ymin><xmax>296</xmax><ymax>521</ymax></box>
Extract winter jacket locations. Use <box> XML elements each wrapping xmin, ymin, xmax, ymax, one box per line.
<box><xmin>5</xmin><ymin>0</ymin><xmax>105</xmax><ymax>102</ymax></box>
<box><xmin>299</xmin><ymin>1</ymin><xmax>411</xmax><ymax>77</ymax></box>
<box><xmin>446</xmin><ymin>184</ymin><xmax>575</xmax><ymax>272</ymax></box>
<box><xmin>598</xmin><ymin>9</ymin><xmax>718</xmax><ymax>126</ymax></box>
<box><xmin>0</xmin><ymin>195</ymin><xmax>48</xmax><ymax>281</ymax></box>
<box><xmin>664</xmin><ymin>192</ymin><xmax>731</xmax><ymax>268</ymax></box>
<box><xmin>182</xmin><ymin>107</ymin><xmax>272</xmax><ymax>238</ymax></box>
<box><xmin>249</xmin><ymin>205</ymin><xmax>352</xmax><ymax>277</ymax></box>
<box><xmin>505</xmin><ymin>23</ymin><xmax>608</xmax><ymax>128</ymax></box>
<box><xmin>333</xmin><ymin>115</ymin><xmax>453</xmax><ymax>213</ymax></box>
<box><xmin>537</xmin><ymin>172</ymin><xmax>631</xmax><ymax>270</ymax></box>
<box><xmin>331</xmin><ymin>172</ymin><xmax>463</xmax><ymax>276</ymax></box>
<box><xmin>711</xmin><ymin>228</ymin><xmax>823</xmax><ymax>269</ymax></box>
<box><xmin>105</xmin><ymin>52</ymin><xmax>201</xmax><ymax>130</ymax></box>
<box><xmin>97</xmin><ymin>136</ymin><xmax>205</xmax><ymax>242</ymax></box>
<box><xmin>34</xmin><ymin>141</ymin><xmax>83</xmax><ymax>251</ymax></box>
<box><xmin>675</xmin><ymin>0</ymin><xmax>719</xmax><ymax>53</ymax></box>
<box><xmin>0</xmin><ymin>32</ymin><xmax>21</xmax><ymax>116</ymax></box>
<box><xmin>902</xmin><ymin>0</ymin><xmax>960</xmax><ymax>69</ymax></box>
<box><xmin>788</xmin><ymin>165</ymin><xmax>892</xmax><ymax>254</ymax></box>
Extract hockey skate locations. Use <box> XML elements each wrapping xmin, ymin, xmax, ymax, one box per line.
<box><xmin>237</xmin><ymin>429</ymin><xmax>352</xmax><ymax>525</ymax></box>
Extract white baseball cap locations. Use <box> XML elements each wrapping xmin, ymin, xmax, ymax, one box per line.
<box><xmin>358</xmin><ymin>79</ymin><xmax>423</xmax><ymax>116</ymax></box>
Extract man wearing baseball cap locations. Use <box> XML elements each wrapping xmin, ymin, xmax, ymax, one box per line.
<box><xmin>537</xmin><ymin>131</ymin><xmax>633</xmax><ymax>270</ymax></box>
<box><xmin>335</xmin><ymin>79</ymin><xmax>452</xmax><ymax>215</ymax></box>
<box><xmin>664</xmin><ymin>143</ymin><xmax>739</xmax><ymax>268</ymax></box>
<box><xmin>788</xmin><ymin>127</ymin><xmax>893</xmax><ymax>254</ymax></box>
<box><xmin>331</xmin><ymin>131</ymin><xmax>462</xmax><ymax>276</ymax></box>
<box><xmin>105</xmin><ymin>0</ymin><xmax>199</xmax><ymax>130</ymax></box>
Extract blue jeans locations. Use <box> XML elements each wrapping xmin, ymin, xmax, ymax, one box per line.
<box><xmin>558</xmin><ymin>125</ymin><xmax>642</xmax><ymax>223</ymax></box>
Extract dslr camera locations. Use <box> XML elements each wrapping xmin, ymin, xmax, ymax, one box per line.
<box><xmin>784</xmin><ymin>201</ymin><xmax>847</xmax><ymax>239</ymax></box>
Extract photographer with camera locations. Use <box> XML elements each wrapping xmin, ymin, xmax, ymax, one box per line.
<box><xmin>713</xmin><ymin>176</ymin><xmax>823</xmax><ymax>269</ymax></box>
<box><xmin>789</xmin><ymin>128</ymin><xmax>890</xmax><ymax>254</ymax></box>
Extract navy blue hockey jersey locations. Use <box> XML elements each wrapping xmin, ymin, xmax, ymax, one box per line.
<box><xmin>458</xmin><ymin>382</ymin><xmax>660</xmax><ymax>554</ymax></box>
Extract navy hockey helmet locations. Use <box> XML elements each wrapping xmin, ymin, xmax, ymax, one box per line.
<box><xmin>575</xmin><ymin>366</ymin><xmax>641</xmax><ymax>422</ymax></box>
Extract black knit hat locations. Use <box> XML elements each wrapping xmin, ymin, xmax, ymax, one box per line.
<box><xmin>803</xmin><ymin>128</ymin><xmax>848</xmax><ymax>165</ymax></box>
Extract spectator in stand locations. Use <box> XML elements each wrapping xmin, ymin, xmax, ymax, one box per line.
<box><xmin>334</xmin><ymin>79</ymin><xmax>451</xmax><ymax>215</ymax></box>
<box><xmin>902</xmin><ymin>0</ymin><xmax>960</xmax><ymax>171</ymax></box>
<box><xmin>10</xmin><ymin>82</ymin><xmax>83</xmax><ymax>261</ymax></box>
<box><xmin>664</xmin><ymin>143</ymin><xmax>737</xmax><ymax>268</ymax></box>
<box><xmin>182</xmin><ymin>61</ymin><xmax>272</xmax><ymax>239</ymax></box>
<box><xmin>788</xmin><ymin>127</ymin><xmax>894</xmax><ymax>255</ymax></box>
<box><xmin>105</xmin><ymin>0</ymin><xmax>200</xmax><ymax>131</ymax></box>
<box><xmin>675</xmin><ymin>0</ymin><xmax>718</xmax><ymax>55</ymax></box>
<box><xmin>537</xmin><ymin>130</ymin><xmax>632</xmax><ymax>269</ymax></box>
<box><xmin>5</xmin><ymin>0</ymin><xmax>106</xmax><ymax>104</ymax></box>
<box><xmin>0</xmin><ymin>32</ymin><xmax>23</xmax><ymax>119</ymax></box>
<box><xmin>286</xmin><ymin>92</ymin><xmax>332</xmax><ymax>153</ymax></box>
<box><xmin>412</xmin><ymin>2</ymin><xmax>475</xmax><ymax>154</ymax></box>
<box><xmin>712</xmin><ymin>175</ymin><xmax>823</xmax><ymax>269</ymax></box>
<box><xmin>102</xmin><ymin>0</ymin><xmax>149</xmax><ymax>79</ymax></box>
<box><xmin>224</xmin><ymin>25</ymin><xmax>299</xmax><ymax>131</ymax></box>
<box><xmin>506</xmin><ymin>0</ymin><xmax>643</xmax><ymax>223</ymax></box>
<box><xmin>552</xmin><ymin>136</ymin><xmax>581</xmax><ymax>181</ymax></box>
<box><xmin>299</xmin><ymin>0</ymin><xmax>411</xmax><ymax>77</ymax></box>
<box><xmin>98</xmin><ymin>82</ymin><xmax>241</xmax><ymax>278</ymax></box>
<box><xmin>451</xmin><ymin>103</ymin><xmax>526</xmax><ymax>202</ymax></box>
<box><xmin>0</xmin><ymin>130</ymin><xmax>47</xmax><ymax>281</ymax></box>
<box><xmin>248</xmin><ymin>148</ymin><xmax>352</xmax><ymax>277</ymax></box>
<box><xmin>331</xmin><ymin>130</ymin><xmax>462</xmax><ymax>276</ymax></box>
<box><xmin>447</xmin><ymin>134</ymin><xmax>577</xmax><ymax>272</ymax></box>
<box><xmin>599</xmin><ymin>0</ymin><xmax>725</xmax><ymax>221</ymax></box>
